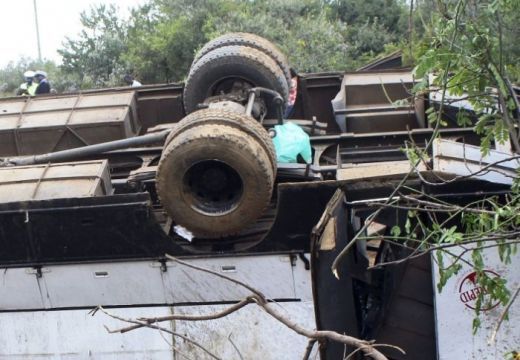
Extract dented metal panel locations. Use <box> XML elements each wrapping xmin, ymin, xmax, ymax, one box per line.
<box><xmin>0</xmin><ymin>91</ymin><xmax>140</xmax><ymax>156</ymax></box>
<box><xmin>0</xmin><ymin>160</ymin><xmax>112</xmax><ymax>202</ymax></box>
<box><xmin>0</xmin><ymin>307</ymin><xmax>175</xmax><ymax>359</ymax></box>
<box><xmin>0</xmin><ymin>253</ymin><xmax>315</xmax><ymax>359</ymax></box>
<box><xmin>0</xmin><ymin>302</ymin><xmax>316</xmax><ymax>360</ymax></box>
<box><xmin>39</xmin><ymin>261</ymin><xmax>167</xmax><ymax>309</ymax></box>
<box><xmin>172</xmin><ymin>301</ymin><xmax>317</xmax><ymax>359</ymax></box>
<box><xmin>160</xmin><ymin>255</ymin><xmax>297</xmax><ymax>303</ymax></box>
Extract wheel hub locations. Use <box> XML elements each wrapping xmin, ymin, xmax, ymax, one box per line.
<box><xmin>183</xmin><ymin>160</ymin><xmax>244</xmax><ymax>216</ymax></box>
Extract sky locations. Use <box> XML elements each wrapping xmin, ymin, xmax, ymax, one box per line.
<box><xmin>0</xmin><ymin>0</ymin><xmax>146</xmax><ymax>67</ymax></box>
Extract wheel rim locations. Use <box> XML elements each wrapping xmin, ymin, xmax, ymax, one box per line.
<box><xmin>182</xmin><ymin>160</ymin><xmax>244</xmax><ymax>216</ymax></box>
<box><xmin>207</xmin><ymin>76</ymin><xmax>254</xmax><ymax>99</ymax></box>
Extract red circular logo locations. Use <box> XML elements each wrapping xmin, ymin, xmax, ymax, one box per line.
<box><xmin>458</xmin><ymin>270</ymin><xmax>501</xmax><ymax>311</ymax></box>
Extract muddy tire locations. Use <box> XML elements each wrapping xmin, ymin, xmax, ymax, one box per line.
<box><xmin>165</xmin><ymin>109</ymin><xmax>277</xmax><ymax>174</ymax></box>
<box><xmin>183</xmin><ymin>45</ymin><xmax>288</xmax><ymax>116</ymax></box>
<box><xmin>156</xmin><ymin>122</ymin><xmax>275</xmax><ymax>238</ymax></box>
<box><xmin>193</xmin><ymin>32</ymin><xmax>291</xmax><ymax>87</ymax></box>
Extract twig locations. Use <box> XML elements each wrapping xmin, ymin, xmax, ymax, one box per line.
<box><xmin>252</xmin><ymin>297</ymin><xmax>398</xmax><ymax>360</ymax></box>
<box><xmin>344</xmin><ymin>345</ymin><xmax>364</xmax><ymax>360</ymax></box>
<box><xmin>157</xmin><ymin>326</ymin><xmax>194</xmax><ymax>360</ymax></box>
<box><xmin>228</xmin><ymin>332</ymin><xmax>244</xmax><ymax>360</ymax></box>
<box><xmin>412</xmin><ymin>153</ymin><xmax>520</xmax><ymax>186</ymax></box>
<box><xmin>302</xmin><ymin>339</ymin><xmax>317</xmax><ymax>360</ymax></box>
<box><xmin>165</xmin><ymin>254</ymin><xmax>265</xmax><ymax>300</ymax></box>
<box><xmin>112</xmin><ymin>298</ymin><xmax>254</xmax><ymax>333</ymax></box>
<box><xmin>489</xmin><ymin>286</ymin><xmax>520</xmax><ymax>344</ymax></box>
<box><xmin>92</xmin><ymin>306</ymin><xmax>222</xmax><ymax>360</ymax></box>
<box><xmin>370</xmin><ymin>239</ymin><xmax>520</xmax><ymax>270</ymax></box>
<box><xmin>331</xmin><ymin>0</ymin><xmax>466</xmax><ymax>276</ymax></box>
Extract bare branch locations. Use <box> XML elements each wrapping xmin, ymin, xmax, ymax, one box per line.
<box><xmin>165</xmin><ymin>254</ymin><xmax>265</xmax><ymax>300</ymax></box>
<box><xmin>331</xmin><ymin>0</ymin><xmax>467</xmax><ymax>275</ymax></box>
<box><xmin>92</xmin><ymin>306</ymin><xmax>222</xmax><ymax>360</ymax></box>
<box><xmin>112</xmin><ymin>298</ymin><xmax>254</xmax><ymax>333</ymax></box>
<box><xmin>412</xmin><ymin>153</ymin><xmax>520</xmax><ymax>186</ymax></box>
<box><xmin>302</xmin><ymin>339</ymin><xmax>317</xmax><ymax>360</ymax></box>
<box><xmin>95</xmin><ymin>255</ymin><xmax>397</xmax><ymax>360</ymax></box>
<box><xmin>489</xmin><ymin>286</ymin><xmax>520</xmax><ymax>344</ymax></box>
<box><xmin>227</xmin><ymin>332</ymin><xmax>244</xmax><ymax>360</ymax></box>
<box><xmin>165</xmin><ymin>255</ymin><xmax>398</xmax><ymax>360</ymax></box>
<box><xmin>370</xmin><ymin>239</ymin><xmax>520</xmax><ymax>270</ymax></box>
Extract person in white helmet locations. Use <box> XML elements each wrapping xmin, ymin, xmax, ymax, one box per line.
<box><xmin>34</xmin><ymin>70</ymin><xmax>51</xmax><ymax>95</ymax></box>
<box><xmin>16</xmin><ymin>70</ymin><xmax>38</xmax><ymax>96</ymax></box>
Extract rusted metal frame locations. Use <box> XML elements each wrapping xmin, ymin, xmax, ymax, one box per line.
<box><xmin>13</xmin><ymin>97</ymin><xmax>33</xmax><ymax>156</ymax></box>
<box><xmin>0</xmin><ymin>199</ymin><xmax>150</xmax><ymax>216</ymax></box>
<box><xmin>0</xmin><ymin>250</ymin><xmax>305</xmax><ymax>270</ymax></box>
<box><xmin>311</xmin><ymin>144</ymin><xmax>332</xmax><ymax>167</ymax></box>
<box><xmin>63</xmin><ymin>126</ymin><xmax>91</xmax><ymax>147</ymax></box>
<box><xmin>0</xmin><ymin>102</ymin><xmax>135</xmax><ymax>118</ymax></box>
<box><xmin>50</xmin><ymin>94</ymin><xmax>90</xmax><ymax>152</ymax></box>
<box><xmin>299</xmin><ymin>72</ymin><xmax>343</xmax><ymax>86</ymax></box>
<box><xmin>339</xmin><ymin>147</ymin><xmax>405</xmax><ymax>164</ymax></box>
<box><xmin>309</xmin><ymin>128</ymin><xmax>475</xmax><ymax>145</ymax></box>
<box><xmin>299</xmin><ymin>77</ymin><xmax>313</xmax><ymax>120</ymax></box>
<box><xmin>0</xmin><ymin>175</ymin><xmax>105</xmax><ymax>186</ymax></box>
<box><xmin>309</xmin><ymin>128</ymin><xmax>475</xmax><ymax>167</ymax></box>
<box><xmin>7</xmin><ymin>130</ymin><xmax>170</xmax><ymax>167</ymax></box>
<box><xmin>333</xmin><ymin>104</ymin><xmax>414</xmax><ymax>114</ymax></box>
<box><xmin>30</xmin><ymin>162</ymin><xmax>51</xmax><ymax>200</ymax></box>
<box><xmin>262</xmin><ymin>118</ymin><xmax>327</xmax><ymax>129</ymax></box>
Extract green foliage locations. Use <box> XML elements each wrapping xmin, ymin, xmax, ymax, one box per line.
<box><xmin>122</xmin><ymin>0</ymin><xmax>239</xmax><ymax>83</ymax></box>
<box><xmin>0</xmin><ymin>0</ymin><xmax>407</xmax><ymax>92</ymax></box>
<box><xmin>395</xmin><ymin>3</ymin><xmax>520</xmax><ymax>337</ymax></box>
<box><xmin>390</xmin><ymin>182</ymin><xmax>520</xmax><ymax>333</ymax></box>
<box><xmin>327</xmin><ymin>0</ymin><xmax>405</xmax><ymax>34</ymax></box>
<box><xmin>0</xmin><ymin>0</ymin><xmax>410</xmax><ymax>92</ymax></box>
<box><xmin>413</xmin><ymin>0</ymin><xmax>520</xmax><ymax>153</ymax></box>
<box><xmin>58</xmin><ymin>4</ymin><xmax>128</xmax><ymax>89</ymax></box>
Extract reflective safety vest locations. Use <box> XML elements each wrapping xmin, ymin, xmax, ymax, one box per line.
<box><xmin>27</xmin><ymin>82</ymin><xmax>38</xmax><ymax>96</ymax></box>
<box><xmin>18</xmin><ymin>82</ymin><xmax>38</xmax><ymax>96</ymax></box>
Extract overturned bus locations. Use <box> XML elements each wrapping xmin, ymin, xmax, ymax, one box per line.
<box><xmin>0</xmin><ymin>33</ymin><xmax>518</xmax><ymax>359</ymax></box>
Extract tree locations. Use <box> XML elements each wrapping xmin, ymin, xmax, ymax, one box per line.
<box><xmin>55</xmin><ymin>0</ymin><xmax>409</xmax><ymax>86</ymax></box>
<box><xmin>331</xmin><ymin>0</ymin><xmax>520</xmax><ymax>346</ymax></box>
<box><xmin>58</xmin><ymin>4</ymin><xmax>128</xmax><ymax>89</ymax></box>
<box><xmin>122</xmin><ymin>0</ymin><xmax>234</xmax><ymax>83</ymax></box>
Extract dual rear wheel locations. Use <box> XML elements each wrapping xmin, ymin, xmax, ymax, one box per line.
<box><xmin>157</xmin><ymin>33</ymin><xmax>292</xmax><ymax>240</ymax></box>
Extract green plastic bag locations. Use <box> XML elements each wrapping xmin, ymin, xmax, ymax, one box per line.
<box><xmin>272</xmin><ymin>122</ymin><xmax>312</xmax><ymax>164</ymax></box>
